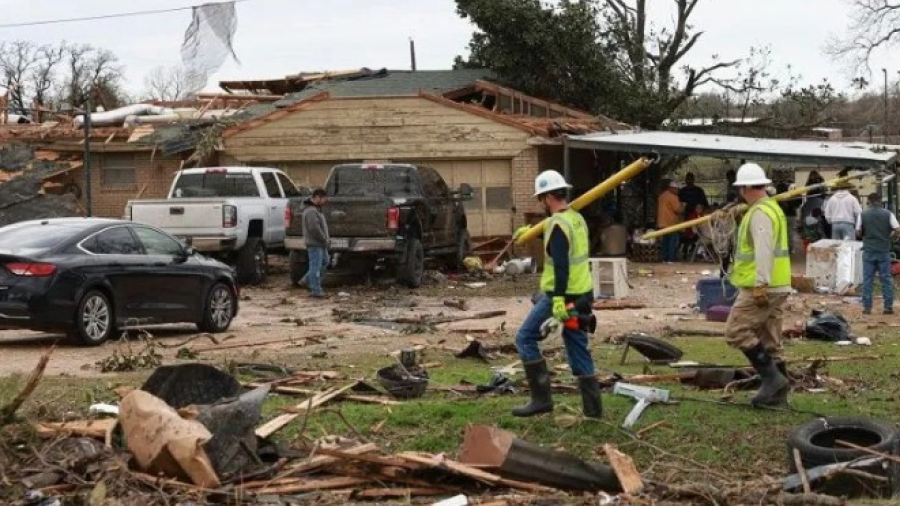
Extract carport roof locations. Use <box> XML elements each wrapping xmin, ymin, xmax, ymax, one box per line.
<box><xmin>566</xmin><ymin>130</ymin><xmax>897</xmax><ymax>167</ymax></box>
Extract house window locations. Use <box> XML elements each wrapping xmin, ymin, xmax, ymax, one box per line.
<box><xmin>485</xmin><ymin>186</ymin><xmax>512</xmax><ymax>210</ymax></box>
<box><xmin>101</xmin><ymin>153</ymin><xmax>136</xmax><ymax>186</ymax></box>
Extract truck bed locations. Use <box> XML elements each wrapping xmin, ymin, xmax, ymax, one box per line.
<box><xmin>128</xmin><ymin>198</ymin><xmax>228</xmax><ymax>237</ymax></box>
<box><xmin>288</xmin><ymin>196</ymin><xmax>396</xmax><ymax>238</ymax></box>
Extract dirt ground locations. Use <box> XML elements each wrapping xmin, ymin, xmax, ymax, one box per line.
<box><xmin>0</xmin><ymin>258</ymin><xmax>887</xmax><ymax>377</ymax></box>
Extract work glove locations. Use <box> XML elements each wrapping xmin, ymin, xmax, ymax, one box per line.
<box><xmin>513</xmin><ymin>225</ymin><xmax>530</xmax><ymax>241</ymax></box>
<box><xmin>753</xmin><ymin>286</ymin><xmax>769</xmax><ymax>308</ymax></box>
<box><xmin>552</xmin><ymin>296</ymin><xmax>569</xmax><ymax>321</ymax></box>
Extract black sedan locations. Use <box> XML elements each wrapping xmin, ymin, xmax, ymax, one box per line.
<box><xmin>0</xmin><ymin>218</ymin><xmax>238</xmax><ymax>345</ymax></box>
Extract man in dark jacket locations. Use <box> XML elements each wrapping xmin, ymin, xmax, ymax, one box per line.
<box><xmin>857</xmin><ymin>193</ymin><xmax>900</xmax><ymax>315</ymax></box>
<box><xmin>301</xmin><ymin>189</ymin><xmax>330</xmax><ymax>298</ymax></box>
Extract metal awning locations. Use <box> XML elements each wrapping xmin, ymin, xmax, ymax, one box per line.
<box><xmin>566</xmin><ymin>131</ymin><xmax>897</xmax><ymax>167</ymax></box>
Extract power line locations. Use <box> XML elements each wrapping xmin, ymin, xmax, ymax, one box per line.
<box><xmin>0</xmin><ymin>0</ymin><xmax>254</xmax><ymax>29</ymax></box>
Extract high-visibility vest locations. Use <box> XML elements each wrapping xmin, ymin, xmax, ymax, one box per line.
<box><xmin>730</xmin><ymin>198</ymin><xmax>791</xmax><ymax>288</ymax></box>
<box><xmin>540</xmin><ymin>209</ymin><xmax>593</xmax><ymax>295</ymax></box>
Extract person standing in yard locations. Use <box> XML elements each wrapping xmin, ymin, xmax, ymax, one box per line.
<box><xmin>511</xmin><ymin>170</ymin><xmax>601</xmax><ymax>419</ymax></box>
<box><xmin>300</xmin><ymin>189</ymin><xmax>330</xmax><ymax>298</ymax></box>
<box><xmin>726</xmin><ymin>163</ymin><xmax>791</xmax><ymax>407</ymax></box>
<box><xmin>657</xmin><ymin>180</ymin><xmax>684</xmax><ymax>263</ymax></box>
<box><xmin>857</xmin><ymin>193</ymin><xmax>899</xmax><ymax>315</ymax></box>
<box><xmin>824</xmin><ymin>181</ymin><xmax>862</xmax><ymax>240</ymax></box>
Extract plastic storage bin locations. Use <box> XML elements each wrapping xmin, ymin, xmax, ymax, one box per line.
<box><xmin>696</xmin><ymin>278</ymin><xmax>737</xmax><ymax>313</ymax></box>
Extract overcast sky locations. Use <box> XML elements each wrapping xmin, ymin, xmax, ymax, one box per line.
<box><xmin>0</xmin><ymin>0</ymin><xmax>896</xmax><ymax>98</ymax></box>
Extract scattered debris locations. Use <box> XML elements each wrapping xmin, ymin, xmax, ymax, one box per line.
<box><xmin>620</xmin><ymin>333</ymin><xmax>684</xmax><ymax>364</ymax></box>
<box><xmin>806</xmin><ymin>310</ymin><xmax>851</xmax><ymax>342</ymax></box>
<box><xmin>612</xmin><ymin>383</ymin><xmax>671</xmax><ymax>429</ymax></box>
<box><xmin>1</xmin><ymin>346</ymin><xmax>53</xmax><ymax>424</ymax></box>
<box><xmin>443</xmin><ymin>298</ymin><xmax>470</xmax><ymax>311</ymax></box>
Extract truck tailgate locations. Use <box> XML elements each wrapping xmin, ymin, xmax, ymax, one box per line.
<box><xmin>129</xmin><ymin>199</ymin><xmax>227</xmax><ymax>236</ymax></box>
<box><xmin>292</xmin><ymin>197</ymin><xmax>395</xmax><ymax>238</ymax></box>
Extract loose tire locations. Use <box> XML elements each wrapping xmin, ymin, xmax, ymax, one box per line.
<box><xmin>74</xmin><ymin>290</ymin><xmax>114</xmax><ymax>346</ymax></box>
<box><xmin>289</xmin><ymin>250</ymin><xmax>308</xmax><ymax>286</ymax></box>
<box><xmin>788</xmin><ymin>416</ymin><xmax>899</xmax><ymax>470</ymax></box>
<box><xmin>397</xmin><ymin>238</ymin><xmax>425</xmax><ymax>288</ymax></box>
<box><xmin>237</xmin><ymin>237</ymin><xmax>267</xmax><ymax>285</ymax></box>
<box><xmin>197</xmin><ymin>283</ymin><xmax>237</xmax><ymax>333</ymax></box>
<box><xmin>624</xmin><ymin>333</ymin><xmax>684</xmax><ymax>362</ymax></box>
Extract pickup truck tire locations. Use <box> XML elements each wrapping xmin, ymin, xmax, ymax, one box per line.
<box><xmin>197</xmin><ymin>283</ymin><xmax>237</xmax><ymax>333</ymax></box>
<box><xmin>237</xmin><ymin>237</ymin><xmax>267</xmax><ymax>285</ymax></box>
<box><xmin>397</xmin><ymin>238</ymin><xmax>425</xmax><ymax>288</ymax></box>
<box><xmin>446</xmin><ymin>229</ymin><xmax>471</xmax><ymax>270</ymax></box>
<box><xmin>72</xmin><ymin>290</ymin><xmax>115</xmax><ymax>346</ymax></box>
<box><xmin>289</xmin><ymin>250</ymin><xmax>308</xmax><ymax>286</ymax></box>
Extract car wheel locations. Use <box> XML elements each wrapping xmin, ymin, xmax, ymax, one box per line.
<box><xmin>237</xmin><ymin>237</ymin><xmax>267</xmax><ymax>285</ymax></box>
<box><xmin>197</xmin><ymin>283</ymin><xmax>236</xmax><ymax>333</ymax></box>
<box><xmin>397</xmin><ymin>238</ymin><xmax>425</xmax><ymax>288</ymax></box>
<box><xmin>447</xmin><ymin>229</ymin><xmax>471</xmax><ymax>270</ymax></box>
<box><xmin>289</xmin><ymin>250</ymin><xmax>308</xmax><ymax>286</ymax></box>
<box><xmin>75</xmin><ymin>290</ymin><xmax>114</xmax><ymax>346</ymax></box>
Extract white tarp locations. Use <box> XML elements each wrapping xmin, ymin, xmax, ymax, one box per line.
<box><xmin>180</xmin><ymin>2</ymin><xmax>240</xmax><ymax>99</ymax></box>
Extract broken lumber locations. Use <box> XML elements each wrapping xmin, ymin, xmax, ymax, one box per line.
<box><xmin>35</xmin><ymin>418</ymin><xmax>117</xmax><ymax>440</ymax></box>
<box><xmin>665</xmin><ymin>328</ymin><xmax>725</xmax><ymax>337</ymax></box>
<box><xmin>800</xmin><ymin>355</ymin><xmax>880</xmax><ymax>363</ymax></box>
<box><xmin>485</xmin><ymin>237</ymin><xmax>515</xmax><ymax>270</ymax></box>
<box><xmin>244</xmin><ymin>382</ymin><xmax>399</xmax><ymax>405</ymax></box>
<box><xmin>255</xmin><ymin>381</ymin><xmax>360</xmax><ymax>438</ymax></box>
<box><xmin>251</xmin><ymin>476</ymin><xmax>371</xmax><ymax>495</ymax></box>
<box><xmin>395</xmin><ymin>310</ymin><xmax>507</xmax><ymax>325</ymax></box>
<box><xmin>397</xmin><ymin>451</ymin><xmax>555</xmax><ymax>493</ymax></box>
<box><xmin>792</xmin><ymin>448</ymin><xmax>811</xmax><ymax>494</ymax></box>
<box><xmin>592</xmin><ymin>300</ymin><xmax>647</xmax><ymax>310</ymax></box>
<box><xmin>603</xmin><ymin>444</ymin><xmax>643</xmax><ymax>495</ymax></box>
<box><xmin>191</xmin><ymin>336</ymin><xmax>321</xmax><ymax>353</ymax></box>
<box><xmin>1</xmin><ymin>346</ymin><xmax>53</xmax><ymax>423</ymax></box>
<box><xmin>354</xmin><ymin>488</ymin><xmax>448</xmax><ymax>499</ymax></box>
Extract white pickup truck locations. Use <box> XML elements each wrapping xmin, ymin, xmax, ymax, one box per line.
<box><xmin>125</xmin><ymin>166</ymin><xmax>306</xmax><ymax>285</ymax></box>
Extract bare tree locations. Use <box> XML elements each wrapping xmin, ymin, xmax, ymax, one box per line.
<box><xmin>143</xmin><ymin>65</ymin><xmax>192</xmax><ymax>101</ymax></box>
<box><xmin>58</xmin><ymin>43</ymin><xmax>125</xmax><ymax>110</ymax></box>
<box><xmin>828</xmin><ymin>0</ymin><xmax>900</xmax><ymax>73</ymax></box>
<box><xmin>0</xmin><ymin>41</ymin><xmax>41</xmax><ymax>114</ymax></box>
<box><xmin>32</xmin><ymin>44</ymin><xmax>66</xmax><ymax>109</ymax></box>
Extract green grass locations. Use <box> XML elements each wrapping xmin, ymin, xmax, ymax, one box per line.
<box><xmin>4</xmin><ymin>328</ymin><xmax>900</xmax><ymax>503</ymax></box>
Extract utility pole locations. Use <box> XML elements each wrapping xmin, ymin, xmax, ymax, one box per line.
<box><xmin>883</xmin><ymin>68</ymin><xmax>889</xmax><ymax>143</ymax></box>
<box><xmin>409</xmin><ymin>38</ymin><xmax>417</xmax><ymax>72</ymax></box>
<box><xmin>83</xmin><ymin>100</ymin><xmax>93</xmax><ymax>217</ymax></box>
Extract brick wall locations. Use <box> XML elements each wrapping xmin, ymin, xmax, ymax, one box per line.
<box><xmin>511</xmin><ymin>147</ymin><xmax>541</xmax><ymax>228</ymax></box>
<box><xmin>72</xmin><ymin>150</ymin><xmax>185</xmax><ymax>218</ymax></box>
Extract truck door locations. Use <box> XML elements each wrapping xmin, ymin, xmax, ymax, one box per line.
<box><xmin>419</xmin><ymin>167</ymin><xmax>454</xmax><ymax>247</ymax></box>
<box><xmin>260</xmin><ymin>172</ymin><xmax>286</xmax><ymax>246</ymax></box>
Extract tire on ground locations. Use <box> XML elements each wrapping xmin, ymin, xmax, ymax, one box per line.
<box><xmin>787</xmin><ymin>416</ymin><xmax>899</xmax><ymax>471</ymax></box>
<box><xmin>236</xmin><ymin>237</ymin><xmax>267</xmax><ymax>285</ymax></box>
<box><xmin>624</xmin><ymin>333</ymin><xmax>684</xmax><ymax>362</ymax></box>
<box><xmin>397</xmin><ymin>238</ymin><xmax>425</xmax><ymax>288</ymax></box>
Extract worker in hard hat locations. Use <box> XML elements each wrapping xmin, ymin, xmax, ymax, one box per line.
<box><xmin>726</xmin><ymin>163</ymin><xmax>791</xmax><ymax>407</ymax></box>
<box><xmin>510</xmin><ymin>170</ymin><xmax>601</xmax><ymax>418</ymax></box>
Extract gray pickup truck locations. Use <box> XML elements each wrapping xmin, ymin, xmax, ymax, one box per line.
<box><xmin>284</xmin><ymin>163</ymin><xmax>473</xmax><ymax>288</ymax></box>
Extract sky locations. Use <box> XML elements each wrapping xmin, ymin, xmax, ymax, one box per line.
<box><xmin>0</xmin><ymin>0</ymin><xmax>896</xmax><ymax>98</ymax></box>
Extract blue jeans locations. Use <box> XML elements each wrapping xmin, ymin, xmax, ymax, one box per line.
<box><xmin>862</xmin><ymin>251</ymin><xmax>894</xmax><ymax>311</ymax></box>
<box><xmin>660</xmin><ymin>234</ymin><xmax>680</xmax><ymax>262</ymax></box>
<box><xmin>303</xmin><ymin>247</ymin><xmax>330</xmax><ymax>296</ymax></box>
<box><xmin>831</xmin><ymin>222</ymin><xmax>856</xmax><ymax>241</ymax></box>
<box><xmin>515</xmin><ymin>294</ymin><xmax>596</xmax><ymax>376</ymax></box>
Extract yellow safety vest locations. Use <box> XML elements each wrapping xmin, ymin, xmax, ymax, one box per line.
<box><xmin>730</xmin><ymin>198</ymin><xmax>791</xmax><ymax>289</ymax></box>
<box><xmin>541</xmin><ymin>209</ymin><xmax>593</xmax><ymax>295</ymax></box>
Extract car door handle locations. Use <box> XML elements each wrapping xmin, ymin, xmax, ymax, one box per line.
<box><xmin>152</xmin><ymin>262</ymin><xmax>166</xmax><ymax>267</ymax></box>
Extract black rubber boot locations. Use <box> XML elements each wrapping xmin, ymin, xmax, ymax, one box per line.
<box><xmin>512</xmin><ymin>360</ymin><xmax>554</xmax><ymax>417</ymax></box>
<box><xmin>743</xmin><ymin>344</ymin><xmax>789</xmax><ymax>407</ymax></box>
<box><xmin>577</xmin><ymin>375</ymin><xmax>602</xmax><ymax>419</ymax></box>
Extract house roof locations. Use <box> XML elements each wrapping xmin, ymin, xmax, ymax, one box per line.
<box><xmin>566</xmin><ymin>131</ymin><xmax>897</xmax><ymax>167</ymax></box>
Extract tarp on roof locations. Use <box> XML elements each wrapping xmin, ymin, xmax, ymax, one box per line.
<box><xmin>566</xmin><ymin>131</ymin><xmax>897</xmax><ymax>167</ymax></box>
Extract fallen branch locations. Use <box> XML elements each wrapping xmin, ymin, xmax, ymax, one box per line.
<box><xmin>836</xmin><ymin>439</ymin><xmax>900</xmax><ymax>465</ymax></box>
<box><xmin>1</xmin><ymin>346</ymin><xmax>54</xmax><ymax>423</ymax></box>
<box><xmin>799</xmin><ymin>355</ymin><xmax>880</xmax><ymax>363</ymax></box>
<box><xmin>792</xmin><ymin>448</ymin><xmax>811</xmax><ymax>494</ymax></box>
<box><xmin>665</xmin><ymin>328</ymin><xmax>725</xmax><ymax>337</ymax></box>
<box><xmin>394</xmin><ymin>310</ymin><xmax>508</xmax><ymax>325</ymax></box>
<box><xmin>34</xmin><ymin>419</ymin><xmax>117</xmax><ymax>440</ymax></box>
<box><xmin>190</xmin><ymin>335</ymin><xmax>323</xmax><ymax>353</ymax></box>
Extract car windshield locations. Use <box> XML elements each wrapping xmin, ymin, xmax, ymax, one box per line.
<box><xmin>0</xmin><ymin>223</ymin><xmax>86</xmax><ymax>256</ymax></box>
<box><xmin>327</xmin><ymin>166</ymin><xmax>417</xmax><ymax>197</ymax></box>
<box><xmin>172</xmin><ymin>172</ymin><xmax>260</xmax><ymax>198</ymax></box>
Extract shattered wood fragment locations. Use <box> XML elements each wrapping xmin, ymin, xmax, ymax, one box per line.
<box><xmin>792</xmin><ymin>448</ymin><xmax>811</xmax><ymax>494</ymax></box>
<box><xmin>444</xmin><ymin>298</ymin><xmax>470</xmax><ymax>311</ymax></box>
<box><xmin>354</xmin><ymin>488</ymin><xmax>448</xmax><ymax>499</ymax></box>
<box><xmin>35</xmin><ymin>419</ymin><xmax>117</xmax><ymax>440</ymax></box>
<box><xmin>316</xmin><ymin>447</ymin><xmax>425</xmax><ymax>469</ymax></box>
<box><xmin>256</xmin><ymin>381</ymin><xmax>360</xmax><ymax>438</ymax></box>
<box><xmin>251</xmin><ymin>476</ymin><xmax>371</xmax><ymax>495</ymax></box>
<box><xmin>1</xmin><ymin>346</ymin><xmax>53</xmax><ymax>423</ymax></box>
<box><xmin>244</xmin><ymin>382</ymin><xmax>400</xmax><ymax>405</ymax></box>
<box><xmin>268</xmin><ymin>443</ymin><xmax>378</xmax><ymax>478</ymax></box>
<box><xmin>602</xmin><ymin>444</ymin><xmax>643</xmax><ymax>495</ymax></box>
<box><xmin>191</xmin><ymin>335</ymin><xmax>322</xmax><ymax>352</ymax></box>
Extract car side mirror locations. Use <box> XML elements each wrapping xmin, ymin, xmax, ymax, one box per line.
<box><xmin>174</xmin><ymin>247</ymin><xmax>194</xmax><ymax>263</ymax></box>
<box><xmin>458</xmin><ymin>183</ymin><xmax>474</xmax><ymax>200</ymax></box>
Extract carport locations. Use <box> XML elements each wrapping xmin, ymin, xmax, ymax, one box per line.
<box><xmin>562</xmin><ymin>130</ymin><xmax>899</xmax><ymax>215</ymax></box>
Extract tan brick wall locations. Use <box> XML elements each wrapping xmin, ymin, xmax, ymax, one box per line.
<box><xmin>74</xmin><ymin>151</ymin><xmax>185</xmax><ymax>218</ymax></box>
<box><xmin>511</xmin><ymin>147</ymin><xmax>541</xmax><ymax>228</ymax></box>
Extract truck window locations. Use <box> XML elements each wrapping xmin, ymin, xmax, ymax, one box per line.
<box><xmin>328</xmin><ymin>166</ymin><xmax>417</xmax><ymax>197</ymax></box>
<box><xmin>172</xmin><ymin>172</ymin><xmax>260</xmax><ymax>198</ymax></box>
<box><xmin>277</xmin><ymin>173</ymin><xmax>302</xmax><ymax>197</ymax></box>
<box><xmin>419</xmin><ymin>167</ymin><xmax>449</xmax><ymax>197</ymax></box>
<box><xmin>261</xmin><ymin>172</ymin><xmax>283</xmax><ymax>198</ymax></box>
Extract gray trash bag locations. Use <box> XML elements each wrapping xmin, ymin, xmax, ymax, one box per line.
<box><xmin>805</xmin><ymin>310</ymin><xmax>851</xmax><ymax>342</ymax></box>
<box><xmin>192</xmin><ymin>385</ymin><xmax>270</xmax><ymax>480</ymax></box>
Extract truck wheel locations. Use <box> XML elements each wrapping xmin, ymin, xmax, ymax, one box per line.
<box><xmin>447</xmin><ymin>229</ymin><xmax>471</xmax><ymax>270</ymax></box>
<box><xmin>289</xmin><ymin>250</ymin><xmax>308</xmax><ymax>286</ymax></box>
<box><xmin>237</xmin><ymin>237</ymin><xmax>267</xmax><ymax>285</ymax></box>
<box><xmin>397</xmin><ymin>238</ymin><xmax>425</xmax><ymax>288</ymax></box>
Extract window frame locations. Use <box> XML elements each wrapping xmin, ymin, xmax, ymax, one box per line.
<box><xmin>78</xmin><ymin>225</ymin><xmax>143</xmax><ymax>256</ymax></box>
<box><xmin>100</xmin><ymin>153</ymin><xmax>137</xmax><ymax>187</ymax></box>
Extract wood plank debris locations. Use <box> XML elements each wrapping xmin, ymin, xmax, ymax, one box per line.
<box><xmin>603</xmin><ymin>444</ymin><xmax>644</xmax><ymax>495</ymax></box>
<box><xmin>35</xmin><ymin>419</ymin><xmax>117</xmax><ymax>439</ymax></box>
<box><xmin>255</xmin><ymin>381</ymin><xmax>360</xmax><ymax>438</ymax></box>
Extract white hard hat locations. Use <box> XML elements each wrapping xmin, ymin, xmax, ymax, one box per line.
<box><xmin>732</xmin><ymin>163</ymin><xmax>771</xmax><ymax>187</ymax></box>
<box><xmin>534</xmin><ymin>170</ymin><xmax>572</xmax><ymax>196</ymax></box>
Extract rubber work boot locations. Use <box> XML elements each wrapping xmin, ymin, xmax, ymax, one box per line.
<box><xmin>512</xmin><ymin>359</ymin><xmax>554</xmax><ymax>417</ymax></box>
<box><xmin>743</xmin><ymin>344</ymin><xmax>789</xmax><ymax>407</ymax></box>
<box><xmin>577</xmin><ymin>375</ymin><xmax>602</xmax><ymax>419</ymax></box>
